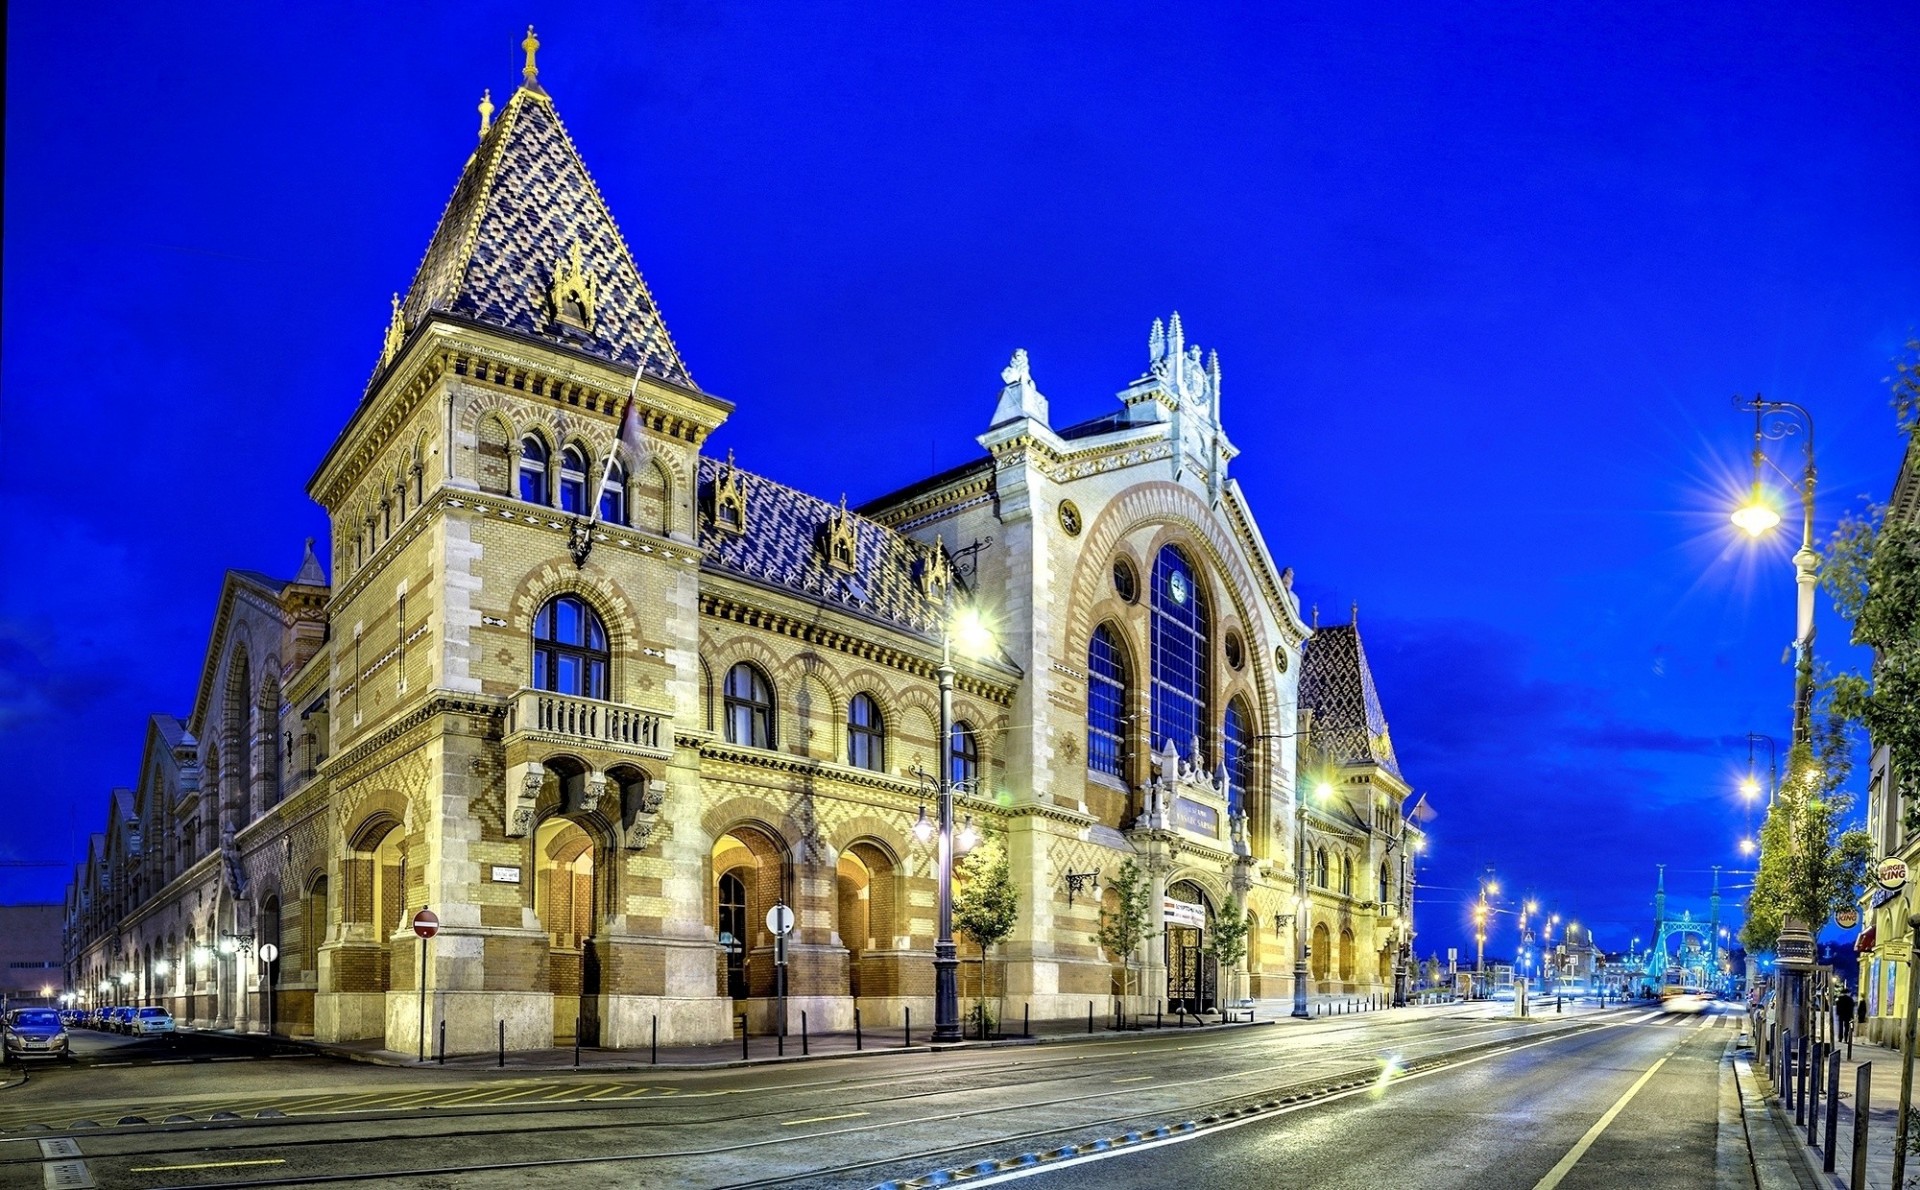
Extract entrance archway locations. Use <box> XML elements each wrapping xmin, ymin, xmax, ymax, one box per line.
<box><xmin>535</xmin><ymin>815</ymin><xmax>600</xmax><ymax>1045</ymax></box>
<box><xmin>711</xmin><ymin>825</ymin><xmax>788</xmax><ymax>1006</ymax></box>
<box><xmin>1165</xmin><ymin>880</ymin><xmax>1216</xmax><ymax>1014</ymax></box>
<box><xmin>837</xmin><ymin>841</ymin><xmax>900</xmax><ymax>1001</ymax></box>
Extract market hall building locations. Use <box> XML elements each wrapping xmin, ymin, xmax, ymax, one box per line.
<box><xmin>64</xmin><ymin>36</ymin><xmax>1427</xmax><ymax>1055</ymax></box>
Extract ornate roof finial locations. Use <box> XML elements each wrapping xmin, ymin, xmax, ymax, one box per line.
<box><xmin>1351</xmin><ymin>601</ymin><xmax>1359</xmax><ymax>626</ymax></box>
<box><xmin>521</xmin><ymin>26</ymin><xmax>541</xmax><ymax>86</ymax></box>
<box><xmin>1312</xmin><ymin>603</ymin><xmax>1320</xmax><ymax>628</ymax></box>
<box><xmin>478</xmin><ymin>89</ymin><xmax>495</xmax><ymax>138</ymax></box>
<box><xmin>380</xmin><ymin>293</ymin><xmax>406</xmax><ymax>367</ymax></box>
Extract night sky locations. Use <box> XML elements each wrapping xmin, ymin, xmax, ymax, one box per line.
<box><xmin>4</xmin><ymin>3</ymin><xmax>1917</xmax><ymax>969</ymax></box>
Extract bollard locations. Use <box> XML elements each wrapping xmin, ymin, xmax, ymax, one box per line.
<box><xmin>778</xmin><ymin>1011</ymin><xmax>785</xmax><ymax>1058</ymax></box>
<box><xmin>904</xmin><ymin>1008</ymin><xmax>911</xmax><ymax>1048</ymax></box>
<box><xmin>1806</xmin><ymin>1041</ymin><xmax>1821</xmax><ymax>1145</ymax></box>
<box><xmin>1157</xmin><ymin>1008</ymin><xmax>1163</xmax><ymax>1030</ymax></box>
<box><xmin>1852</xmin><ymin>1062</ymin><xmax>1872</xmax><ymax>1190</ymax></box>
<box><xmin>1823</xmin><ymin>1051</ymin><xmax>1840</xmax><ymax>1172</ymax></box>
<box><xmin>574</xmin><ymin>1015</ymin><xmax>582</xmax><ymax>1068</ymax></box>
<box><xmin>498</xmin><ymin>1020</ymin><xmax>505</xmax><ymax>1068</ymax></box>
<box><xmin>801</xmin><ymin>1011</ymin><xmax>809</xmax><ymax>1056</ymax></box>
<box><xmin>855</xmin><ymin>1007</ymin><xmax>863</xmax><ymax>1052</ymax></box>
<box><xmin>651</xmin><ymin>1016</ymin><xmax>657</xmax><ymax>1065</ymax></box>
<box><xmin>438</xmin><ymin>1020</ymin><xmax>445</xmax><ymax>1065</ymax></box>
<box><xmin>1798</xmin><ymin>1035</ymin><xmax>1811</xmax><ymax>1125</ymax></box>
<box><xmin>1782</xmin><ymin>1037</ymin><xmax>1795</xmax><ymax>1112</ymax></box>
<box><xmin>1557</xmin><ymin>997</ymin><xmax>1563</xmax><ymax>1013</ymax></box>
<box><xmin>740</xmin><ymin>1012</ymin><xmax>749</xmax><ymax>1061</ymax></box>
<box><xmin>1089</xmin><ymin>1001</ymin><xmax>1095</xmax><ymax>1034</ymax></box>
<box><xmin>1024</xmin><ymin>1004</ymin><xmax>1030</xmax><ymax>1038</ymax></box>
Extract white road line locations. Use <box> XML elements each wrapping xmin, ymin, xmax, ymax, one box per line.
<box><xmin>1529</xmin><ymin>1054</ymin><xmax>1671</xmax><ymax>1190</ymax></box>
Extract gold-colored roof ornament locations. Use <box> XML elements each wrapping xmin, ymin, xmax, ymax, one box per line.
<box><xmin>477</xmin><ymin>89</ymin><xmax>494</xmax><ymax>139</ymax></box>
<box><xmin>822</xmin><ymin>494</ymin><xmax>858</xmax><ymax>573</ymax></box>
<box><xmin>380</xmin><ymin>293</ymin><xmax>407</xmax><ymax>368</ymax></box>
<box><xmin>710</xmin><ymin>449</ymin><xmax>748</xmax><ymax>535</ymax></box>
<box><xmin>521</xmin><ymin>26</ymin><xmax>541</xmax><ymax>86</ymax></box>
<box><xmin>548</xmin><ymin>241</ymin><xmax>598</xmax><ymax>334</ymax></box>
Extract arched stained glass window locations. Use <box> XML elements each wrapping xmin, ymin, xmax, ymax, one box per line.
<box><xmin>1222</xmin><ymin>698</ymin><xmax>1253</xmax><ymax>813</ymax></box>
<box><xmin>848</xmin><ymin>693</ymin><xmax>884</xmax><ymax>771</ymax></box>
<box><xmin>1150</xmin><ymin>546</ymin><xmax>1210</xmax><ymax>765</ymax></box>
<box><xmin>1087</xmin><ymin>625</ymin><xmax>1128</xmax><ymax>777</ymax></box>
<box><xmin>724</xmin><ymin>664</ymin><xmax>774</xmax><ymax>749</ymax></box>
<box><xmin>533</xmin><ymin>595</ymin><xmax>609</xmax><ymax>699</ymax></box>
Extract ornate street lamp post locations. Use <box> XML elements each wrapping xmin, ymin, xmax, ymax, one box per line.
<box><xmin>1294</xmin><ymin>779</ymin><xmax>1332</xmax><ymax>1019</ymax></box>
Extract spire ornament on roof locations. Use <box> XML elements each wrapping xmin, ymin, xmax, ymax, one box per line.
<box><xmin>380</xmin><ymin>293</ymin><xmax>406</xmax><ymax>368</ymax></box>
<box><xmin>521</xmin><ymin>26</ymin><xmax>542</xmax><ymax>88</ymax></box>
<box><xmin>478</xmin><ymin>89</ymin><xmax>495</xmax><ymax>138</ymax></box>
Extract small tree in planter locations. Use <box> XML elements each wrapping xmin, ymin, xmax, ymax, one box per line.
<box><xmin>954</xmin><ymin>836</ymin><xmax>1019</xmax><ymax>1038</ymax></box>
<box><xmin>1096</xmin><ymin>858</ymin><xmax>1155</xmax><ymax>1022</ymax></box>
<box><xmin>1203</xmin><ymin>897</ymin><xmax>1251</xmax><ymax>1010</ymax></box>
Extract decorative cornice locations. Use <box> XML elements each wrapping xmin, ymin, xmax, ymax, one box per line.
<box><xmin>328</xmin><ymin>693</ymin><xmax>505</xmax><ymax>786</ymax></box>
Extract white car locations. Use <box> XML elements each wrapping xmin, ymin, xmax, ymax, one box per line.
<box><xmin>1661</xmin><ymin>988</ymin><xmax>1709</xmax><ymax>1015</ymax></box>
<box><xmin>128</xmin><ymin>1007</ymin><xmax>176</xmax><ymax>1035</ymax></box>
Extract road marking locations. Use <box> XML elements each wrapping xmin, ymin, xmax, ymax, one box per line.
<box><xmin>781</xmin><ymin>1111</ymin><xmax>869</xmax><ymax>1126</ymax></box>
<box><xmin>128</xmin><ymin>1158</ymin><xmax>286</xmax><ymax>1173</ymax></box>
<box><xmin>38</xmin><ymin>1138</ymin><xmax>82</xmax><ymax>1158</ymax></box>
<box><xmin>583</xmin><ymin>1085</ymin><xmax>642</xmax><ymax>1101</ymax></box>
<box><xmin>1116</xmin><ymin>1076</ymin><xmax>1154</xmax><ymax>1083</ymax></box>
<box><xmin>42</xmin><ymin>1159</ymin><xmax>92</xmax><ymax>1188</ymax></box>
<box><xmin>1528</xmin><ymin>1054</ymin><xmax>1671</xmax><ymax>1190</ymax></box>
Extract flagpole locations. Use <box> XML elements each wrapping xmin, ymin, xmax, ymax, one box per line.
<box><xmin>588</xmin><ymin>364</ymin><xmax>645</xmax><ymax>531</ymax></box>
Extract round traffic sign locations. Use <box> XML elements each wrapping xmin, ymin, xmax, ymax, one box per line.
<box><xmin>413</xmin><ymin>908</ymin><xmax>441</xmax><ymax>939</ymax></box>
<box><xmin>1877</xmin><ymin>858</ymin><xmax>1909</xmax><ymax>891</ymax></box>
<box><xmin>258</xmin><ymin>943</ymin><xmax>280</xmax><ymax>963</ymax></box>
<box><xmin>766</xmin><ymin>902</ymin><xmax>794</xmax><ymax>937</ymax></box>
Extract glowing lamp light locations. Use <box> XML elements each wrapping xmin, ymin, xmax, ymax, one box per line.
<box><xmin>118</xmin><ymin>971</ymin><xmax>135</xmax><ymax>986</ymax></box>
<box><xmin>912</xmin><ymin>805</ymin><xmax>934</xmax><ymax>845</ymax></box>
<box><xmin>192</xmin><ymin>946</ymin><xmax>212</xmax><ymax>966</ymax></box>
<box><xmin>1739</xmin><ymin>837</ymin><xmax>1757</xmax><ymax>856</ymax></box>
<box><xmin>950</xmin><ymin>607</ymin><xmax>994</xmax><ymax>659</ymax></box>
<box><xmin>153</xmin><ymin>959</ymin><xmax>171</xmax><ymax>977</ymax></box>
<box><xmin>957</xmin><ymin>815</ymin><xmax>978</xmax><ymax>853</ymax></box>
<box><xmin>1732</xmin><ymin>484</ymin><xmax>1782</xmax><ymax>537</ymax></box>
<box><xmin>1313</xmin><ymin>781</ymin><xmax>1334</xmax><ymax>802</ymax></box>
<box><xmin>1740</xmin><ymin>774</ymin><xmax>1761</xmax><ymax>799</ymax></box>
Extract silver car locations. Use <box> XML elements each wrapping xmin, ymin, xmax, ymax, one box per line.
<box><xmin>128</xmin><ymin>1007</ymin><xmax>176</xmax><ymax>1036</ymax></box>
<box><xmin>3</xmin><ymin>1008</ymin><xmax>71</xmax><ymax>1061</ymax></box>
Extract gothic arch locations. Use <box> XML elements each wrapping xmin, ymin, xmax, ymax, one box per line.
<box><xmin>510</xmin><ymin>570</ymin><xmax>642</xmax><ymax>699</ymax></box>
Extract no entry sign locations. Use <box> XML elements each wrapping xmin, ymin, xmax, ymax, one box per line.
<box><xmin>413</xmin><ymin>908</ymin><xmax>440</xmax><ymax>939</ymax></box>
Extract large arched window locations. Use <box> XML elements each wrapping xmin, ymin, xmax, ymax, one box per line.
<box><xmin>558</xmin><ymin>444</ymin><xmax>590</xmax><ymax>514</ymax></box>
<box><xmin>949</xmin><ymin>720</ymin><xmax>979</xmax><ymax>787</ymax></box>
<box><xmin>1087</xmin><ymin>624</ymin><xmax>1128</xmax><ymax>777</ymax></box>
<box><xmin>724</xmin><ymin>663</ymin><xmax>774</xmax><ymax>749</ymax></box>
<box><xmin>1379</xmin><ymin>862</ymin><xmax>1391</xmax><ymax>905</ymax></box>
<box><xmin>848</xmin><ymin>693</ymin><xmax>884</xmax><ymax>771</ymax></box>
<box><xmin>1150</xmin><ymin>546</ymin><xmax>1210</xmax><ymax>764</ymax></box>
<box><xmin>599</xmin><ymin>458</ymin><xmax>628</xmax><ymax>525</ymax></box>
<box><xmin>518</xmin><ymin>435</ymin><xmax>551</xmax><ymax>505</ymax></box>
<box><xmin>533</xmin><ymin>595</ymin><xmax>609</xmax><ymax>699</ymax></box>
<box><xmin>1340</xmin><ymin>855</ymin><xmax>1354</xmax><ymax>897</ymax></box>
<box><xmin>1222</xmin><ymin>698</ymin><xmax>1253</xmax><ymax>813</ymax></box>
<box><xmin>1314</xmin><ymin>846</ymin><xmax>1329</xmax><ymax>888</ymax></box>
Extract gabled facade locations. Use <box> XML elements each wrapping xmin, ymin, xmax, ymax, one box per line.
<box><xmin>65</xmin><ymin>35</ymin><xmax>1429</xmax><ymax>1051</ymax></box>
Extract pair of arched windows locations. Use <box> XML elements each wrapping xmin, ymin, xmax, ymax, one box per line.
<box><xmin>518</xmin><ymin>436</ymin><xmax>627</xmax><ymax>523</ymax></box>
<box><xmin>717</xmin><ymin>664</ymin><xmax>979</xmax><ymax>782</ymax></box>
<box><xmin>1311</xmin><ymin>848</ymin><xmax>1355</xmax><ymax>895</ymax></box>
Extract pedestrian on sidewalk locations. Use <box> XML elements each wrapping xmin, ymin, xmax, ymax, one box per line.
<box><xmin>1835</xmin><ymin>987</ymin><xmax>1855</xmax><ymax>1043</ymax></box>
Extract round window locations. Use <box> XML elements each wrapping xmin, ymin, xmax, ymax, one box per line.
<box><xmin>1224</xmin><ymin>631</ymin><xmax>1245</xmax><ymax>670</ymax></box>
<box><xmin>1275</xmin><ymin>646</ymin><xmax>1291</xmax><ymax>673</ymax></box>
<box><xmin>1058</xmin><ymin>501</ymin><xmax>1083</xmax><ymax>536</ymax></box>
<box><xmin>1113</xmin><ymin>558</ymin><xmax>1138</xmax><ymax>604</ymax></box>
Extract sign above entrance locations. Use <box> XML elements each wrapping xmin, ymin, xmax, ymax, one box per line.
<box><xmin>766</xmin><ymin>902</ymin><xmax>795</xmax><ymax>937</ymax></box>
<box><xmin>412</xmin><ymin>908</ymin><xmax>440</xmax><ymax>939</ymax></box>
<box><xmin>1876</xmin><ymin>857</ymin><xmax>1909</xmax><ymax>891</ymax></box>
<box><xmin>1163</xmin><ymin>898</ymin><xmax>1207</xmax><ymax>929</ymax></box>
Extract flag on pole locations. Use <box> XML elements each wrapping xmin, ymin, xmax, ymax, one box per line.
<box><xmin>1408</xmin><ymin>793</ymin><xmax>1437</xmax><ymax>824</ymax></box>
<box><xmin>589</xmin><ymin>366</ymin><xmax>646</xmax><ymax>527</ymax></box>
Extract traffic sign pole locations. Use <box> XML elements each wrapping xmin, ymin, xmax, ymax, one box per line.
<box><xmin>413</xmin><ymin>909</ymin><xmax>440</xmax><ymax>1063</ymax></box>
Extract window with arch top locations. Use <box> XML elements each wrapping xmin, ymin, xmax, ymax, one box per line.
<box><xmin>1150</xmin><ymin>545</ymin><xmax>1210</xmax><ymax>765</ymax></box>
<box><xmin>1222</xmin><ymin>698</ymin><xmax>1253</xmax><ymax>813</ymax></box>
<box><xmin>1340</xmin><ymin>855</ymin><xmax>1353</xmax><ymax>897</ymax></box>
<box><xmin>1314</xmin><ymin>846</ymin><xmax>1329</xmax><ymax>888</ymax></box>
<box><xmin>518</xmin><ymin>435</ymin><xmax>550</xmax><ymax>505</ymax></box>
<box><xmin>949</xmin><ymin>720</ymin><xmax>979</xmax><ymax>787</ymax></box>
<box><xmin>1379</xmin><ymin>862</ymin><xmax>1391</xmax><ymax>905</ymax></box>
<box><xmin>533</xmin><ymin>595</ymin><xmax>609</xmax><ymax>699</ymax></box>
<box><xmin>724</xmin><ymin>663</ymin><xmax>775</xmax><ymax>749</ymax></box>
<box><xmin>599</xmin><ymin>458</ymin><xmax>628</xmax><ymax>525</ymax></box>
<box><xmin>848</xmin><ymin>693</ymin><xmax>884</xmax><ymax>771</ymax></box>
<box><xmin>558</xmin><ymin>444</ymin><xmax>590</xmax><ymax>514</ymax></box>
<box><xmin>1087</xmin><ymin>624</ymin><xmax>1128</xmax><ymax>778</ymax></box>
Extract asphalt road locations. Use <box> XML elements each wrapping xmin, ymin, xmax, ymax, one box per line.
<box><xmin>0</xmin><ymin>1001</ymin><xmax>1746</xmax><ymax>1189</ymax></box>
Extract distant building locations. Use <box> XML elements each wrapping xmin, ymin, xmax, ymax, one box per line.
<box><xmin>62</xmin><ymin>34</ymin><xmax>1429</xmax><ymax>1053</ymax></box>
<box><xmin>1</xmin><ymin>904</ymin><xmax>64</xmax><ymax>1008</ymax></box>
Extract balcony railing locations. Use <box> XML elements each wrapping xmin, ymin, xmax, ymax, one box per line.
<box><xmin>508</xmin><ymin>689</ymin><xmax>670</xmax><ymax>758</ymax></box>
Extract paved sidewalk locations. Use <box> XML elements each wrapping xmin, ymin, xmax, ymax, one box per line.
<box><xmin>1741</xmin><ymin>1017</ymin><xmax>1910</xmax><ymax>1190</ymax></box>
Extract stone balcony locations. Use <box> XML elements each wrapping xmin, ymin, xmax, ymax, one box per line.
<box><xmin>504</xmin><ymin>689</ymin><xmax>673</xmax><ymax>762</ymax></box>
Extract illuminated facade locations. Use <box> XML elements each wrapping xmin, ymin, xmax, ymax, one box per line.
<box><xmin>63</xmin><ymin>37</ymin><xmax>1425</xmax><ymax>1052</ymax></box>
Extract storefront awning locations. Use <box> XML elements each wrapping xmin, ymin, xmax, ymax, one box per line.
<box><xmin>1857</xmin><ymin>925</ymin><xmax>1878</xmax><ymax>953</ymax></box>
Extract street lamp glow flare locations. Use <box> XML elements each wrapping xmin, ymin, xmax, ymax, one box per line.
<box><xmin>1732</xmin><ymin>483</ymin><xmax>1782</xmax><ymax>536</ymax></box>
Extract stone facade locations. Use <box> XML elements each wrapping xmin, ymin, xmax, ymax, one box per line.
<box><xmin>64</xmin><ymin>40</ymin><xmax>1426</xmax><ymax>1051</ymax></box>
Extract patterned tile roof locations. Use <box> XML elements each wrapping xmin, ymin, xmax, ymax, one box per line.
<box><xmin>697</xmin><ymin>457</ymin><xmax>946</xmax><ymax>637</ymax></box>
<box><xmin>388</xmin><ymin>83</ymin><xmax>693</xmax><ymax>391</ymax></box>
<box><xmin>1298</xmin><ymin>622</ymin><xmax>1403</xmax><ymax>782</ymax></box>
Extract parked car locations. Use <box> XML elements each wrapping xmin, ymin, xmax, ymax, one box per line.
<box><xmin>108</xmin><ymin>1006</ymin><xmax>136</xmax><ymax>1033</ymax></box>
<box><xmin>128</xmin><ymin>1007</ymin><xmax>176</xmax><ymax>1036</ymax></box>
<box><xmin>58</xmin><ymin>1009</ymin><xmax>83</xmax><ymax>1028</ymax></box>
<box><xmin>3</xmin><ymin>1008</ymin><xmax>71</xmax><ymax>1061</ymax></box>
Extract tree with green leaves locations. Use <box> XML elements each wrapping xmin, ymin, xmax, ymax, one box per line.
<box><xmin>1096</xmin><ymin>858</ymin><xmax>1155</xmax><ymax>1012</ymax></box>
<box><xmin>1202</xmin><ymin>896</ymin><xmax>1251</xmax><ymax>1007</ymax></box>
<box><xmin>954</xmin><ymin>836</ymin><xmax>1020</xmax><ymax>1036</ymax></box>
<box><xmin>1739</xmin><ymin>719</ymin><xmax>1873</xmax><ymax>954</ymax></box>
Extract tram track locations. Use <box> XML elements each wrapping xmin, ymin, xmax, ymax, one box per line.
<box><xmin>6</xmin><ymin>1010</ymin><xmax>1640</xmax><ymax>1189</ymax></box>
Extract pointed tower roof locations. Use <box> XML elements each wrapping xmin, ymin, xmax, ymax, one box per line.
<box><xmin>1298</xmin><ymin>620</ymin><xmax>1403</xmax><ymax>781</ymax></box>
<box><xmin>389</xmin><ymin>33</ymin><xmax>694</xmax><ymax>390</ymax></box>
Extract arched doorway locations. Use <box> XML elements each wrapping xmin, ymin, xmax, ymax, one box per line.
<box><xmin>1165</xmin><ymin>880</ymin><xmax>1216</xmax><ymax>1014</ymax></box>
<box><xmin>260</xmin><ymin>896</ymin><xmax>282</xmax><ymax>1034</ymax></box>
<box><xmin>711</xmin><ymin>825</ymin><xmax>789</xmax><ymax>1027</ymax></box>
<box><xmin>535</xmin><ymin>815</ymin><xmax>600</xmax><ymax>1045</ymax></box>
<box><xmin>1311</xmin><ymin>921</ymin><xmax>1331</xmax><ymax>986</ymax></box>
<box><xmin>836</xmin><ymin>841</ymin><xmax>900</xmax><ymax>1002</ymax></box>
<box><xmin>1339</xmin><ymin>928</ymin><xmax>1356</xmax><ymax>988</ymax></box>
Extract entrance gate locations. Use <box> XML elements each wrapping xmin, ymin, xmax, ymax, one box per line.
<box><xmin>1165</xmin><ymin>881</ymin><xmax>1217</xmax><ymax>1014</ymax></box>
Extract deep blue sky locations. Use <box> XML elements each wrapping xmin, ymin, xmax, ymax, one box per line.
<box><xmin>4</xmin><ymin>3</ymin><xmax>1916</xmax><ymax>967</ymax></box>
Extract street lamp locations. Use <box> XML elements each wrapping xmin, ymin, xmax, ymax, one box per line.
<box><xmin>914</xmin><ymin>603</ymin><xmax>993</xmax><ymax>1044</ymax></box>
<box><xmin>1732</xmin><ymin>397</ymin><xmax>1818</xmax><ymax>746</ymax></box>
<box><xmin>1293</xmin><ymin>778</ymin><xmax>1334</xmax><ymax>1019</ymax></box>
